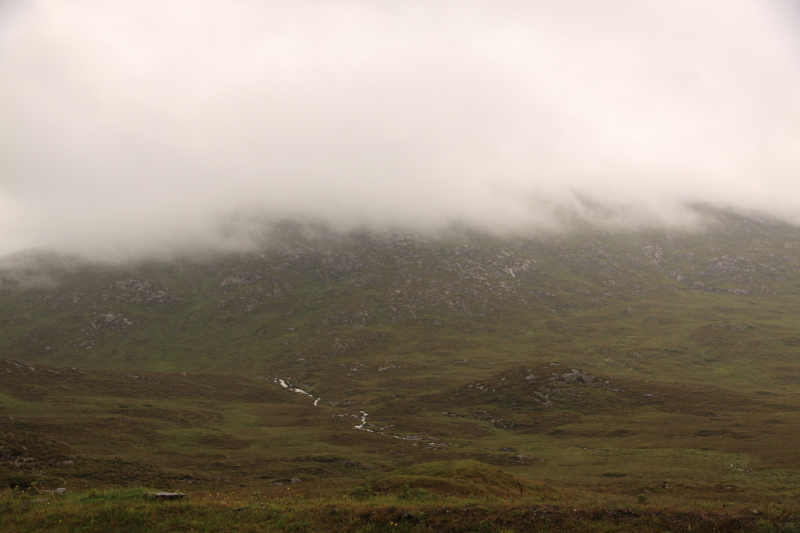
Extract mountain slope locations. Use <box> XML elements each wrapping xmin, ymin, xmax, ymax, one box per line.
<box><xmin>1</xmin><ymin>210</ymin><xmax>799</xmax><ymax>497</ymax></box>
<box><xmin>1</xmin><ymin>210</ymin><xmax>798</xmax><ymax>388</ymax></box>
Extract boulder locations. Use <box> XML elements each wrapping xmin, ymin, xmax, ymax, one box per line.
<box><xmin>149</xmin><ymin>492</ymin><xmax>186</xmax><ymax>500</ymax></box>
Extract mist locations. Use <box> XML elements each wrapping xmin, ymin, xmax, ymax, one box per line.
<box><xmin>2</xmin><ymin>0</ymin><xmax>800</xmax><ymax>259</ymax></box>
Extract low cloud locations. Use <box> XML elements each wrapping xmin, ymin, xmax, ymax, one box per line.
<box><xmin>2</xmin><ymin>0</ymin><xmax>800</xmax><ymax>258</ymax></box>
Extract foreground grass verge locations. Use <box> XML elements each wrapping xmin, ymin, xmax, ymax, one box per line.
<box><xmin>1</xmin><ymin>488</ymin><xmax>799</xmax><ymax>532</ymax></box>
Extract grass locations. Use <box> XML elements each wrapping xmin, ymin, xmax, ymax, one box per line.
<box><xmin>2</xmin><ymin>357</ymin><xmax>799</xmax><ymax>494</ymax></box>
<box><xmin>369</xmin><ymin>460</ymin><xmax>555</xmax><ymax>497</ymax></box>
<box><xmin>1</xmin><ymin>210</ymin><xmax>800</xmax><ymax>527</ymax></box>
<box><xmin>1</xmin><ymin>353</ymin><xmax>799</xmax><ymax>529</ymax></box>
<box><xmin>1</xmin><ymin>486</ymin><xmax>800</xmax><ymax>532</ymax></box>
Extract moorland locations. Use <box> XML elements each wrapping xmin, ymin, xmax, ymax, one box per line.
<box><xmin>0</xmin><ymin>209</ymin><xmax>799</xmax><ymax>531</ymax></box>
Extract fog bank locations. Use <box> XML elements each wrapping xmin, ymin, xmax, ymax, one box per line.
<box><xmin>2</xmin><ymin>0</ymin><xmax>800</xmax><ymax>258</ymax></box>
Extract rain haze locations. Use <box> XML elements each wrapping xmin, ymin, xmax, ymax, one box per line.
<box><xmin>1</xmin><ymin>0</ymin><xmax>800</xmax><ymax>259</ymax></box>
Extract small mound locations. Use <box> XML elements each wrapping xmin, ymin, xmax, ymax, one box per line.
<box><xmin>371</xmin><ymin>460</ymin><xmax>555</xmax><ymax>497</ymax></box>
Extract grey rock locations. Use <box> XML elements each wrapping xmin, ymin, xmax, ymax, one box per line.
<box><xmin>149</xmin><ymin>492</ymin><xmax>186</xmax><ymax>500</ymax></box>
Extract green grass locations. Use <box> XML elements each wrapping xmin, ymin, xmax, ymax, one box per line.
<box><xmin>1</xmin><ymin>486</ymin><xmax>799</xmax><ymax>532</ymax></box>
<box><xmin>1</xmin><ymin>209</ymin><xmax>800</xmax><ymax>526</ymax></box>
<box><xmin>0</xmin><ymin>334</ymin><xmax>798</xmax><ymax>512</ymax></box>
<box><xmin>369</xmin><ymin>460</ymin><xmax>555</xmax><ymax>497</ymax></box>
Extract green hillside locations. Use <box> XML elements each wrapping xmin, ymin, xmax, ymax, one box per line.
<box><xmin>2</xmin><ymin>211</ymin><xmax>799</xmax><ymax>384</ymax></box>
<box><xmin>0</xmin><ymin>209</ymin><xmax>799</xmax><ymax>513</ymax></box>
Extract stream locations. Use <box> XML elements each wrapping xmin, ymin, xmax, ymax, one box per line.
<box><xmin>273</xmin><ymin>378</ymin><xmax>445</xmax><ymax>446</ymax></box>
<box><xmin>274</xmin><ymin>378</ymin><xmax>322</xmax><ymax>407</ymax></box>
<box><xmin>274</xmin><ymin>378</ymin><xmax>371</xmax><ymax>432</ymax></box>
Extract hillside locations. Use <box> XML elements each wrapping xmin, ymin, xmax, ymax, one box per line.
<box><xmin>0</xmin><ymin>209</ymin><xmax>799</xmax><ymax>505</ymax></box>
<box><xmin>2</xmin><ymin>210</ymin><xmax>799</xmax><ymax>384</ymax></box>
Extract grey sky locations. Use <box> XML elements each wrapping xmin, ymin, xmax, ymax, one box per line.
<box><xmin>1</xmin><ymin>0</ymin><xmax>800</xmax><ymax>258</ymax></box>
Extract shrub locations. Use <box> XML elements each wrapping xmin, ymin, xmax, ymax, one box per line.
<box><xmin>351</xmin><ymin>482</ymin><xmax>374</xmax><ymax>500</ymax></box>
<box><xmin>396</xmin><ymin>484</ymin><xmax>430</xmax><ymax>502</ymax></box>
<box><xmin>398</xmin><ymin>484</ymin><xmax>411</xmax><ymax>501</ymax></box>
<box><xmin>755</xmin><ymin>520</ymin><xmax>776</xmax><ymax>533</ymax></box>
<box><xmin>6</xmin><ymin>476</ymin><xmax>33</xmax><ymax>491</ymax></box>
